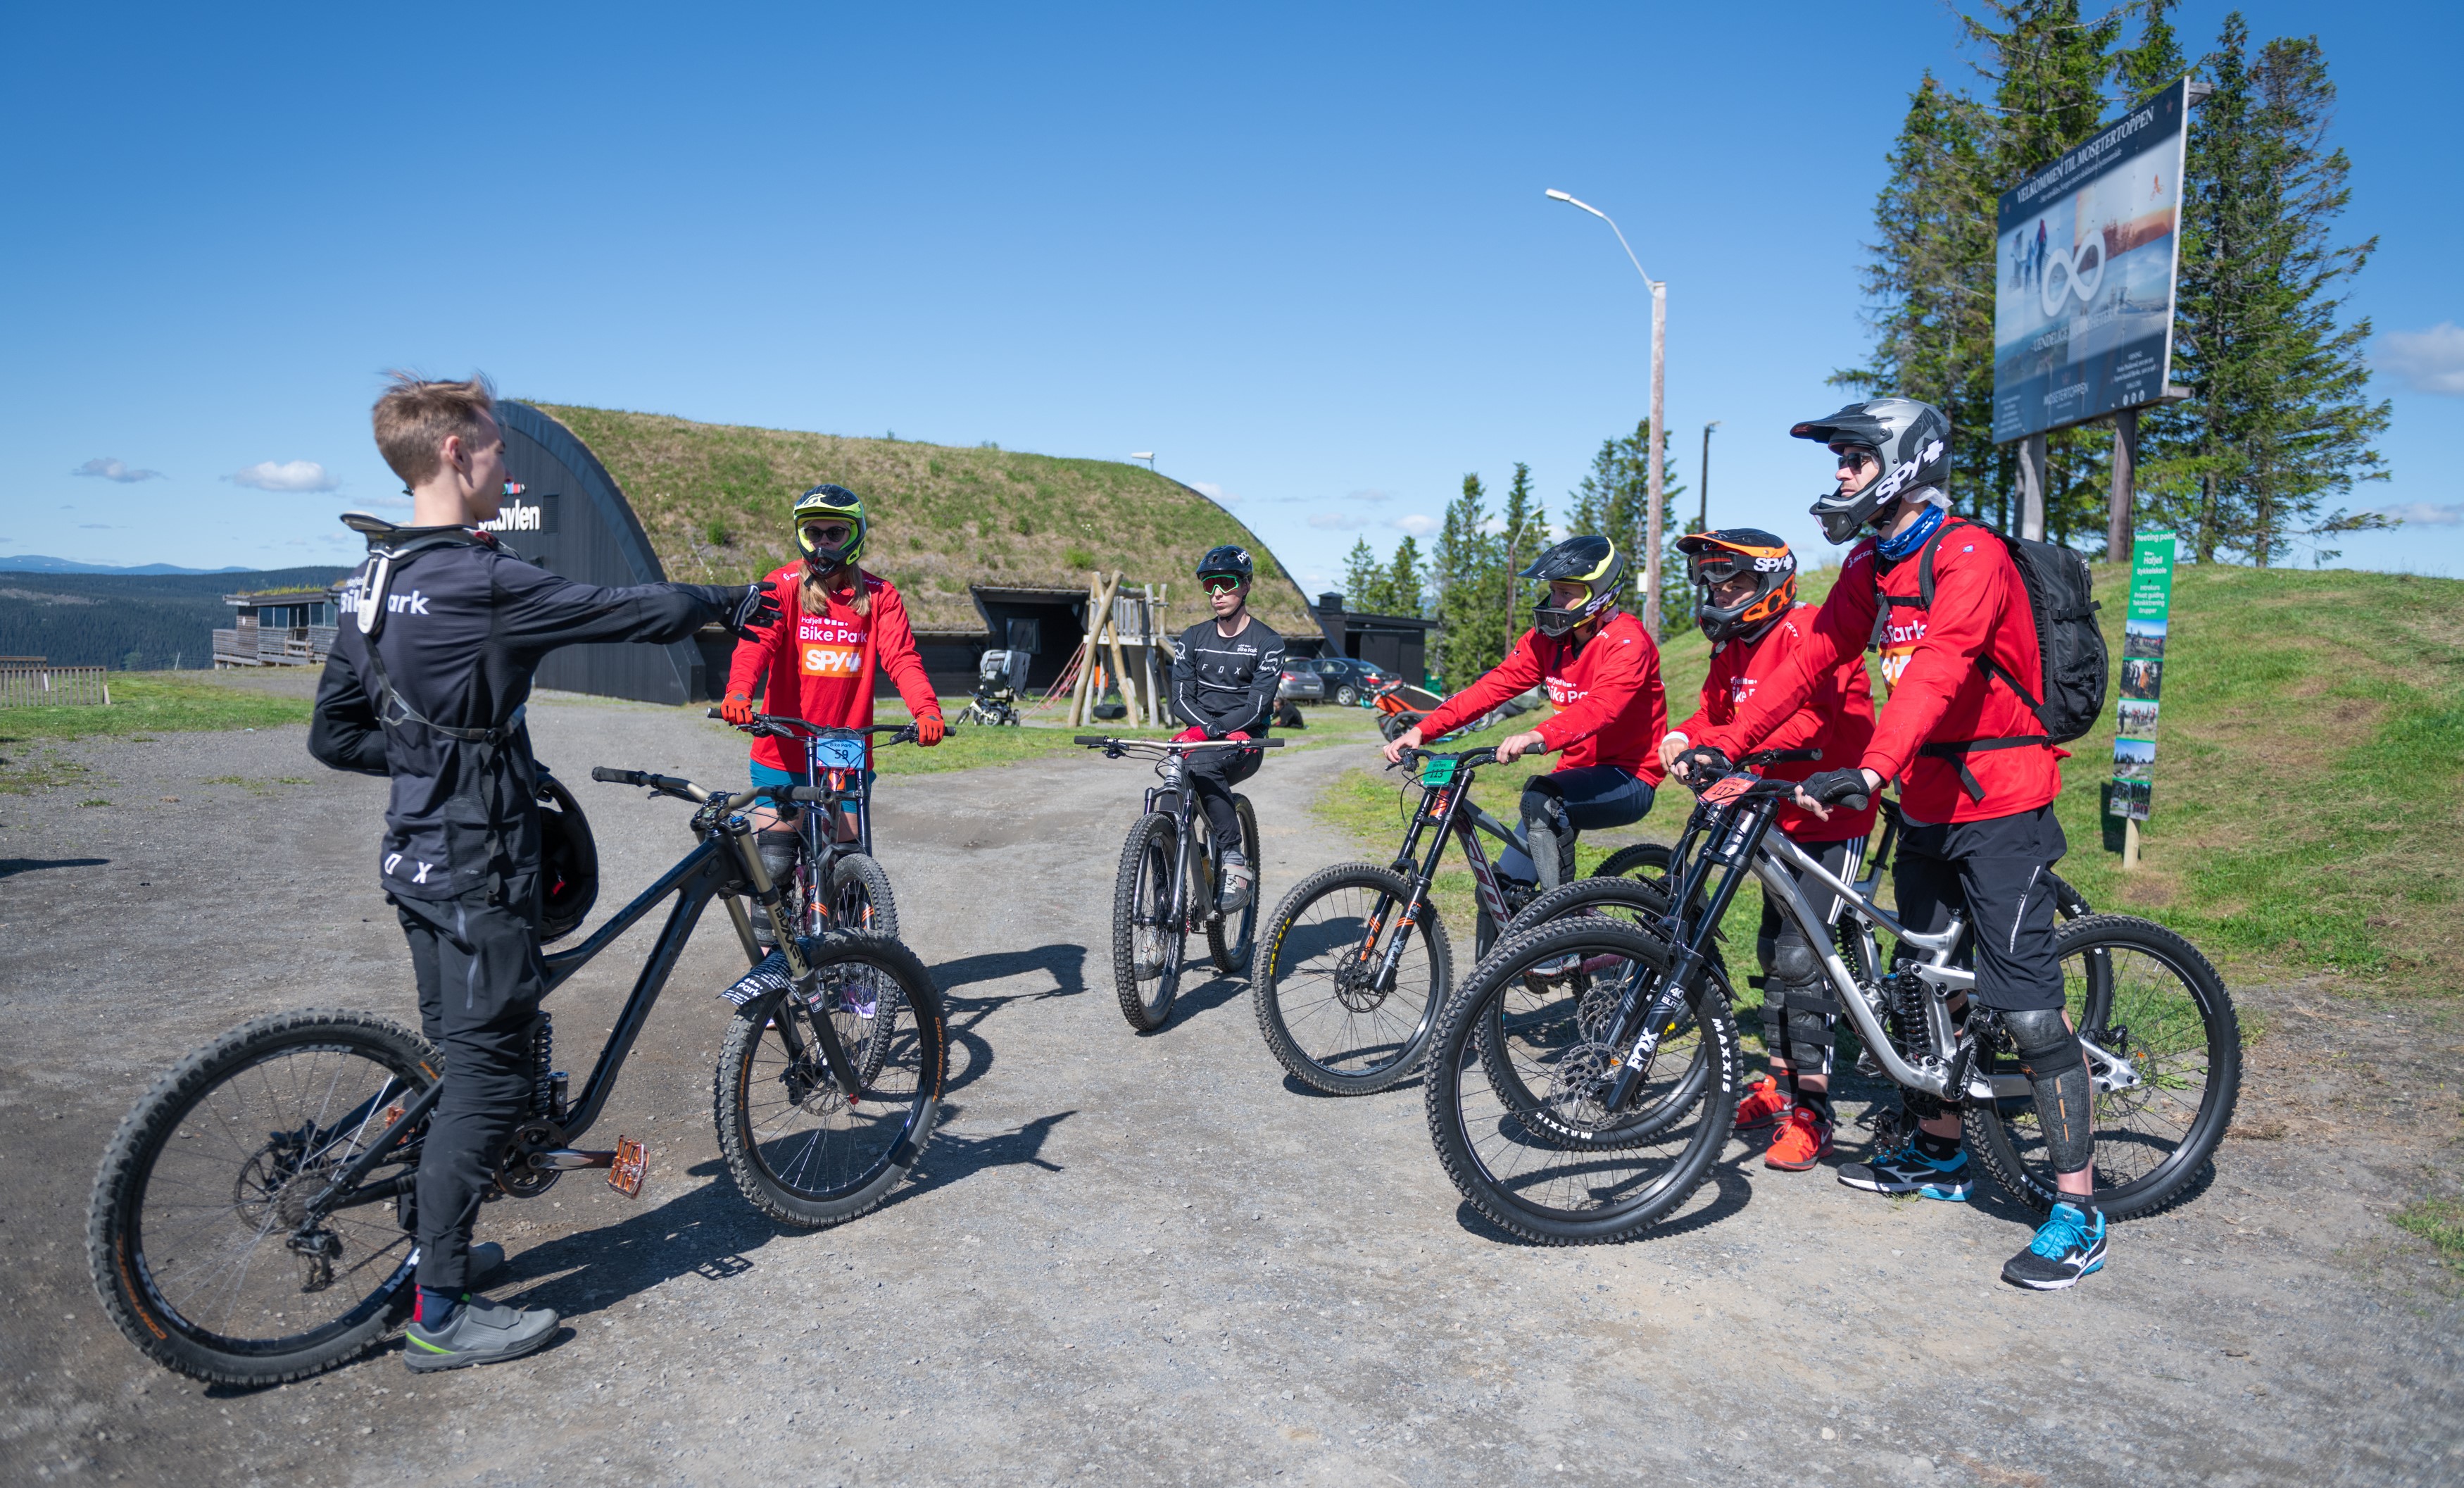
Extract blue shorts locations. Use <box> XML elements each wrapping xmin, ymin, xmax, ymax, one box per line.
<box><xmin>750</xmin><ymin>760</ymin><xmax>874</xmax><ymax>816</ymax></box>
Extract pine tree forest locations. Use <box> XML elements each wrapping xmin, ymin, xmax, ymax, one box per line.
<box><xmin>1839</xmin><ymin>0</ymin><xmax>2389</xmax><ymax>565</ymax></box>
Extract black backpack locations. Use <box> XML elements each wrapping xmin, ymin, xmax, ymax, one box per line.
<box><xmin>1871</xmin><ymin>517</ymin><xmax>2107</xmax><ymax>799</ymax></box>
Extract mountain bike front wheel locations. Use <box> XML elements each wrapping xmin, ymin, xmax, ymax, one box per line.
<box><xmin>1963</xmin><ymin>914</ymin><xmax>2241</xmax><ymax>1220</ymax></box>
<box><xmin>715</xmin><ymin>932</ymin><xmax>947</xmax><ymax>1229</ymax></box>
<box><xmin>1251</xmin><ymin>863</ymin><xmax>1451</xmax><ymax>1094</ymax></box>
<box><xmin>1206</xmin><ymin>794</ymin><xmax>1261</xmax><ymax>974</ymax></box>
<box><xmin>1112</xmin><ymin>813</ymin><xmax>1186</xmax><ymax>1031</ymax></box>
<box><xmin>88</xmin><ymin>1009</ymin><xmax>435</xmax><ymax>1384</ymax></box>
<box><xmin>1425</xmin><ymin>920</ymin><xmax>1738</xmax><ymax>1244</ymax></box>
<box><xmin>829</xmin><ymin>852</ymin><xmax>899</xmax><ymax>939</ymax></box>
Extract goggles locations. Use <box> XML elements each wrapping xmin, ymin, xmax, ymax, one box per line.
<box><xmin>800</xmin><ymin>521</ymin><xmax>855</xmax><ymax>549</ymax></box>
<box><xmin>1200</xmin><ymin>574</ymin><xmax>1245</xmax><ymax>595</ymax></box>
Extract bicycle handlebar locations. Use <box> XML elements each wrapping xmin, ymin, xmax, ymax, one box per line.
<box><xmin>589</xmin><ymin>765</ymin><xmax>703</xmax><ymax>799</ymax></box>
<box><xmin>1740</xmin><ymin>746</ymin><xmax>1821</xmax><ymax>766</ymax></box>
<box><xmin>1390</xmin><ymin>744</ymin><xmax>1504</xmax><ymax>770</ymax></box>
<box><xmin>1074</xmin><ymin>735</ymin><xmax>1285</xmax><ymax>751</ymax></box>
<box><xmin>708</xmin><ymin>709</ymin><xmax>915</xmax><ymax>743</ymax></box>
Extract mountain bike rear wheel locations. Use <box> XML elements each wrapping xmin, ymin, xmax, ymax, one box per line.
<box><xmin>1252</xmin><ymin>863</ymin><xmax>1450</xmax><ymax>1094</ymax></box>
<box><xmin>1963</xmin><ymin>915</ymin><xmax>2240</xmax><ymax>1220</ymax></box>
<box><xmin>1206</xmin><ymin>794</ymin><xmax>1261</xmax><ymax>973</ymax></box>
<box><xmin>715</xmin><ymin>932</ymin><xmax>946</xmax><ymax>1228</ymax></box>
<box><xmin>88</xmin><ymin>1009</ymin><xmax>434</xmax><ymax>1384</ymax></box>
<box><xmin>1426</xmin><ymin>920</ymin><xmax>1738</xmax><ymax>1244</ymax></box>
<box><xmin>1112</xmin><ymin>813</ymin><xmax>1186</xmax><ymax>1031</ymax></box>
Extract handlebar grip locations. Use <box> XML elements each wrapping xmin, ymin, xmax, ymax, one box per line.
<box><xmin>705</xmin><ymin>708</ymin><xmax>724</xmax><ymax>720</ymax></box>
<box><xmin>589</xmin><ymin>766</ymin><xmax>639</xmax><ymax>785</ymax></box>
<box><xmin>1839</xmin><ymin>792</ymin><xmax>1871</xmax><ymax>813</ymax></box>
<box><xmin>1073</xmin><ymin>735</ymin><xmax>1112</xmax><ymax>746</ymax></box>
<box><xmin>787</xmin><ymin>787</ymin><xmax>832</xmax><ymax>804</ymax></box>
<box><xmin>1257</xmin><ymin>739</ymin><xmax>1285</xmax><ymax>748</ymax></box>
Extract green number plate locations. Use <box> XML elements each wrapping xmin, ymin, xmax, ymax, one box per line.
<box><xmin>1419</xmin><ymin>757</ymin><xmax>1459</xmax><ymax>788</ymax></box>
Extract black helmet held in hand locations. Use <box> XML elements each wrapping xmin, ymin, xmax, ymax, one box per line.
<box><xmin>1521</xmin><ymin>534</ymin><xmax>1626</xmax><ymax>637</ymax></box>
<box><xmin>1794</xmin><ymin>398</ymin><xmax>1950</xmax><ymax>545</ymax></box>
<box><xmin>1196</xmin><ymin>544</ymin><xmax>1253</xmax><ymax>583</ymax></box>
<box><xmin>1678</xmin><ymin>527</ymin><xmax>1797</xmax><ymax>644</ymax></box>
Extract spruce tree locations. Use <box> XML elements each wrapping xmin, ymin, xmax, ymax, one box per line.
<box><xmin>1563</xmin><ymin>420</ymin><xmax>1687</xmax><ymax>634</ymax></box>
<box><xmin>1433</xmin><ymin>474</ymin><xmax>1503</xmax><ymax>684</ymax></box>
<box><xmin>1382</xmin><ymin>537</ymin><xmax>1427</xmax><ymax>618</ymax></box>
<box><xmin>1495</xmin><ymin>463</ymin><xmax>1547</xmax><ymax>657</ymax></box>
<box><xmin>1340</xmin><ymin>537</ymin><xmax>1383</xmax><ymax>612</ymax></box>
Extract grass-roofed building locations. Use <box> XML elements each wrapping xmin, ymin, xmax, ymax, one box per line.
<box><xmin>491</xmin><ymin>401</ymin><xmax>1316</xmax><ymax>704</ymax></box>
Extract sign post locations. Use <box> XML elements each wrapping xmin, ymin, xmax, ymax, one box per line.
<box><xmin>2109</xmin><ymin>530</ymin><xmax>2176</xmax><ymax>868</ymax></box>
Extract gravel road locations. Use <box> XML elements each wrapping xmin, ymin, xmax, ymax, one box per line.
<box><xmin>2</xmin><ymin>687</ymin><xmax>2458</xmax><ymax>1487</ymax></box>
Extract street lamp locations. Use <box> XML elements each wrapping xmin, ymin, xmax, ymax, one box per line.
<box><xmin>1547</xmin><ymin>188</ymin><xmax>1668</xmax><ymax>628</ymax></box>
<box><xmin>1699</xmin><ymin>420</ymin><xmax>1720</xmax><ymax>534</ymax></box>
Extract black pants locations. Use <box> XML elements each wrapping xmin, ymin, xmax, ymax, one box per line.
<box><xmin>1186</xmin><ymin>745</ymin><xmax>1261</xmax><ymax>854</ymax></box>
<box><xmin>1495</xmin><ymin>765</ymin><xmax>1657</xmax><ymax>892</ymax></box>
<box><xmin>1892</xmin><ymin>806</ymin><xmax>2067</xmax><ymax>1013</ymax></box>
<box><xmin>395</xmin><ymin>877</ymin><xmax>547</xmax><ymax>1294</ymax></box>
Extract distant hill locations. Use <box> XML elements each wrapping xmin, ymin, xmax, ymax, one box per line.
<box><xmin>531</xmin><ymin>404</ymin><xmax>1317</xmax><ymax>636</ymax></box>
<box><xmin>0</xmin><ymin>555</ymin><xmax>257</xmax><ymax>575</ymax></box>
<box><xmin>0</xmin><ymin>567</ymin><xmax>351</xmax><ymax>670</ymax></box>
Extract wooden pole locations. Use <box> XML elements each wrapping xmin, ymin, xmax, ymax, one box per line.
<box><xmin>2018</xmin><ymin>432</ymin><xmax>2048</xmax><ymax>541</ymax></box>
<box><xmin>1103</xmin><ymin>580</ymin><xmax>1136</xmax><ymax>727</ymax></box>
<box><xmin>2121</xmin><ymin>816</ymin><xmax>2141</xmax><ymax>872</ymax></box>
<box><xmin>2106</xmin><ymin>406</ymin><xmax>2138</xmax><ymax>563</ymax></box>
<box><xmin>1070</xmin><ymin>570</ymin><xmax>1122</xmax><ymax>726</ymax></box>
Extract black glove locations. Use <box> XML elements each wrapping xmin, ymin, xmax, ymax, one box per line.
<box><xmin>1797</xmin><ymin>768</ymin><xmax>1874</xmax><ymax>808</ymax></box>
<box><xmin>726</xmin><ymin>580</ymin><xmax>781</xmax><ymax>639</ymax></box>
<box><xmin>1673</xmin><ymin>745</ymin><xmax>1732</xmax><ymax>785</ymax></box>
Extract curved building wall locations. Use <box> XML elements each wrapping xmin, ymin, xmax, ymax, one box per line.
<box><xmin>493</xmin><ymin>401</ymin><xmax>711</xmax><ymax>704</ymax></box>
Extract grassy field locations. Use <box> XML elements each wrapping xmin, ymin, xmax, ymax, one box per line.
<box><xmin>1307</xmin><ymin>562</ymin><xmax>2464</xmax><ymax>999</ymax></box>
<box><xmin>531</xmin><ymin>404</ymin><xmax>1318</xmax><ymax>637</ymax></box>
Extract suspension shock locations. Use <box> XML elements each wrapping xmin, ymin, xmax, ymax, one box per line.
<box><xmin>528</xmin><ymin>1013</ymin><xmax>567</xmax><ymax>1122</ymax></box>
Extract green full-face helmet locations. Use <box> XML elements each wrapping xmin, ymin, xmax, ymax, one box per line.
<box><xmin>792</xmin><ymin>484</ymin><xmax>867</xmax><ymax>567</ymax></box>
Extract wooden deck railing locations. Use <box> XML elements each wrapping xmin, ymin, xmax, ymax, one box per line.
<box><xmin>0</xmin><ymin>667</ymin><xmax>111</xmax><ymax>707</ymax></box>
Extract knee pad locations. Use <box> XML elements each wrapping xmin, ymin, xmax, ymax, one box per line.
<box><xmin>2001</xmin><ymin>1008</ymin><xmax>2094</xmax><ymax>1175</ymax></box>
<box><xmin>753</xmin><ymin>830</ymin><xmax>800</xmax><ymax>944</ymax></box>
<box><xmin>1783</xmin><ymin>1008</ymin><xmax>1836</xmax><ymax>1075</ymax></box>
<box><xmin>1768</xmin><ymin>930</ymin><xmax>1824</xmax><ymax>991</ymax></box>
<box><xmin>1521</xmin><ymin>791</ymin><xmax>1574</xmax><ymax>892</ymax></box>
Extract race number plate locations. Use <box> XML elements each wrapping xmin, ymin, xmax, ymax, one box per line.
<box><xmin>1419</xmin><ymin>757</ymin><xmax>1459</xmax><ymax>788</ymax></box>
<box><xmin>1701</xmin><ymin>775</ymin><xmax>1752</xmax><ymax>806</ymax></box>
<box><xmin>608</xmin><ymin>1137</ymin><xmax>647</xmax><ymax>1198</ymax></box>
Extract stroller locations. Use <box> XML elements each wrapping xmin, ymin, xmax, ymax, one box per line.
<box><xmin>960</xmin><ymin>648</ymin><xmax>1030</xmax><ymax>727</ymax></box>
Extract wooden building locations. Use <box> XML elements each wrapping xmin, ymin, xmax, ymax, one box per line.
<box><xmin>213</xmin><ymin>586</ymin><xmax>341</xmax><ymax>668</ymax></box>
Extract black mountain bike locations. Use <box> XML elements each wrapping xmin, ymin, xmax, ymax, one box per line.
<box><xmin>89</xmin><ymin>763</ymin><xmax>948</xmax><ymax>1385</ymax></box>
<box><xmin>1079</xmin><ymin>735</ymin><xmax>1281</xmax><ymax>1032</ymax></box>
<box><xmin>1424</xmin><ymin>753</ymin><xmax>2239</xmax><ymax>1244</ymax></box>
<box><xmin>714</xmin><ymin>711</ymin><xmax>910</xmax><ymax>939</ymax></box>
<box><xmin>1252</xmin><ymin>744</ymin><xmax>1550</xmax><ymax>1095</ymax></box>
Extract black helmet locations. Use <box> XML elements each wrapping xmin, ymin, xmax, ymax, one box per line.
<box><xmin>1677</xmin><ymin>527</ymin><xmax>1797</xmax><ymax>645</ymax></box>
<box><xmin>791</xmin><ymin>483</ymin><xmax>867</xmax><ymax>567</ymax></box>
<box><xmin>1793</xmin><ymin>398</ymin><xmax>1950</xmax><ymax>544</ymax></box>
<box><xmin>1195</xmin><ymin>544</ymin><xmax>1253</xmax><ymax>583</ymax></box>
<box><xmin>1521</xmin><ymin>535</ymin><xmax>1626</xmax><ymax>637</ymax></box>
<box><xmin>534</xmin><ymin>767</ymin><xmax>599</xmax><ymax>944</ymax></box>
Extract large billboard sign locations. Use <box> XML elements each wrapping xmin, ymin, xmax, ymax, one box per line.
<box><xmin>1992</xmin><ymin>77</ymin><xmax>2190</xmax><ymax>442</ymax></box>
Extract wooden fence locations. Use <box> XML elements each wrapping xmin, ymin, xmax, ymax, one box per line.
<box><xmin>0</xmin><ymin>667</ymin><xmax>111</xmax><ymax>708</ymax></box>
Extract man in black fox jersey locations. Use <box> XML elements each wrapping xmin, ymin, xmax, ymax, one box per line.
<box><xmin>1167</xmin><ymin>544</ymin><xmax>1284</xmax><ymax>911</ymax></box>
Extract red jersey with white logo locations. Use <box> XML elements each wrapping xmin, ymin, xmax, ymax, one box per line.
<box><xmin>727</xmin><ymin>564</ymin><xmax>940</xmax><ymax>771</ymax></box>
<box><xmin>1413</xmin><ymin>611</ymin><xmax>1667</xmax><ymax>784</ymax></box>
<box><xmin>1671</xmin><ymin>604</ymin><xmax>1876</xmax><ymax>842</ymax></box>
<box><xmin>1695</xmin><ymin>531</ymin><xmax>2060</xmax><ymax>823</ymax></box>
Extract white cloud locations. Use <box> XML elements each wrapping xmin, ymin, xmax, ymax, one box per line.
<box><xmin>2378</xmin><ymin>323</ymin><xmax>2464</xmax><ymax>395</ymax></box>
<box><xmin>1389</xmin><ymin>513</ymin><xmax>1439</xmax><ymax>537</ymax></box>
<box><xmin>1189</xmin><ymin>480</ymin><xmax>1240</xmax><ymax>506</ymax></box>
<box><xmin>73</xmin><ymin>457</ymin><xmax>163</xmax><ymax>482</ymax></box>
<box><xmin>1347</xmin><ymin>488</ymin><xmax>1393</xmax><ymax>504</ymax></box>
<box><xmin>1307</xmin><ymin>512</ymin><xmax>1361</xmax><ymax>530</ymax></box>
<box><xmin>227</xmin><ymin>460</ymin><xmax>339</xmax><ymax>492</ymax></box>
<box><xmin>2366</xmin><ymin>501</ymin><xmax>2464</xmax><ymax>527</ymax></box>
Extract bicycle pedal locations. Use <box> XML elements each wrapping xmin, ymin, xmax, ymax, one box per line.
<box><xmin>608</xmin><ymin>1137</ymin><xmax>648</xmax><ymax>1199</ymax></box>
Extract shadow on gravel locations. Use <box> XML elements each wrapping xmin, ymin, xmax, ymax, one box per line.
<box><xmin>899</xmin><ymin>1106</ymin><xmax>1076</xmax><ymax>1201</ymax></box>
<box><xmin>0</xmin><ymin>856</ymin><xmax>111</xmax><ymax>879</ymax></box>
<box><xmin>931</xmin><ymin>944</ymin><xmax>1087</xmax><ymax>1001</ymax></box>
<box><xmin>1450</xmin><ymin>1161</ymin><xmax>1757</xmax><ymax>1247</ymax></box>
<box><xmin>488</xmin><ymin>1177</ymin><xmax>807</xmax><ymax>1317</ymax></box>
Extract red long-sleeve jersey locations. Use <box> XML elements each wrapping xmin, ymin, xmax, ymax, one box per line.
<box><xmin>1415</xmin><ymin>611</ymin><xmax>1667</xmax><ymax>784</ymax></box>
<box><xmin>1694</xmin><ymin>526</ymin><xmax>2060</xmax><ymax>823</ymax></box>
<box><xmin>727</xmin><ymin>563</ymin><xmax>941</xmax><ymax>771</ymax></box>
<box><xmin>1671</xmin><ymin>604</ymin><xmax>1877</xmax><ymax>842</ymax></box>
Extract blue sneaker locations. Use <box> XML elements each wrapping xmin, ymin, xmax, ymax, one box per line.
<box><xmin>1836</xmin><ymin>1141</ymin><xmax>1973</xmax><ymax>1201</ymax></box>
<box><xmin>2001</xmin><ymin>1202</ymin><xmax>2108</xmax><ymax>1290</ymax></box>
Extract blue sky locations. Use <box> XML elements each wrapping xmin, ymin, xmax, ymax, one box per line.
<box><xmin>4</xmin><ymin>2</ymin><xmax>2457</xmax><ymax>589</ymax></box>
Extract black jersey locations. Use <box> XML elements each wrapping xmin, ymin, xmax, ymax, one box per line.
<box><xmin>1169</xmin><ymin>616</ymin><xmax>1285</xmax><ymax>738</ymax></box>
<box><xmin>310</xmin><ymin>527</ymin><xmax>738</xmax><ymax>901</ymax></box>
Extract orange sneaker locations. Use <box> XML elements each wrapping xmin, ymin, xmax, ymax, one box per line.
<box><xmin>1735</xmin><ymin>1075</ymin><xmax>1790</xmax><ymax>1131</ymax></box>
<box><xmin>1764</xmin><ymin>1106</ymin><xmax>1835</xmax><ymax>1170</ymax></box>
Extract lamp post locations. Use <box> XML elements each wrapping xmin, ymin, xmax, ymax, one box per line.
<box><xmin>1547</xmin><ymin>188</ymin><xmax>1667</xmax><ymax>627</ymax></box>
<box><xmin>1698</xmin><ymin>420</ymin><xmax>1719</xmax><ymax>534</ymax></box>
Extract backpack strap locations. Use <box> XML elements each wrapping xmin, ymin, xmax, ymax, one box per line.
<box><xmin>1899</xmin><ymin>516</ymin><xmax>2051</xmax><ymax>801</ymax></box>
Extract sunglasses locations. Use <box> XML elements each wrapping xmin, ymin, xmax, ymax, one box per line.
<box><xmin>1831</xmin><ymin>446</ymin><xmax>1877</xmax><ymax>470</ymax></box>
<box><xmin>1200</xmin><ymin>575</ymin><xmax>1246</xmax><ymax>595</ymax></box>
<box><xmin>801</xmin><ymin>522</ymin><xmax>855</xmax><ymax>545</ymax></box>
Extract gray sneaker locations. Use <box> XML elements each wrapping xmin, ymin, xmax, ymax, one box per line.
<box><xmin>403</xmin><ymin>1295</ymin><xmax>561</xmax><ymax>1373</ymax></box>
<box><xmin>1218</xmin><ymin>851</ymin><xmax>1255</xmax><ymax>912</ymax></box>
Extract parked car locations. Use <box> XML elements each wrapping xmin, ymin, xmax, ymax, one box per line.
<box><xmin>1314</xmin><ymin>656</ymin><xmax>1396</xmax><ymax>706</ymax></box>
<box><xmin>1276</xmin><ymin>664</ymin><xmax>1325</xmax><ymax>704</ymax></box>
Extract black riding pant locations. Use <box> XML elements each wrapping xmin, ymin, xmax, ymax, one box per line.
<box><xmin>395</xmin><ymin>876</ymin><xmax>547</xmax><ymax>1295</ymax></box>
<box><xmin>1891</xmin><ymin>806</ymin><xmax>2066</xmax><ymax>1013</ymax></box>
<box><xmin>1186</xmin><ymin>745</ymin><xmax>1261</xmax><ymax>855</ymax></box>
<box><xmin>1754</xmin><ymin>835</ymin><xmax>1859</xmax><ymax>1073</ymax></box>
<box><xmin>1496</xmin><ymin>765</ymin><xmax>1657</xmax><ymax>892</ymax></box>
